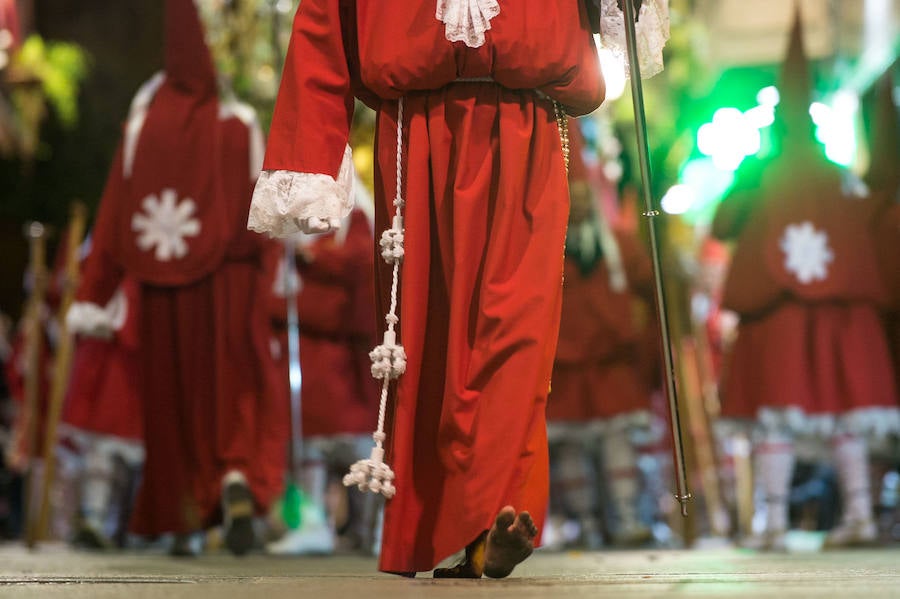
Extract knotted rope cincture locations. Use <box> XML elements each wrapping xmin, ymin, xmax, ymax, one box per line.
<box><xmin>343</xmin><ymin>98</ymin><xmax>407</xmax><ymax>499</ymax></box>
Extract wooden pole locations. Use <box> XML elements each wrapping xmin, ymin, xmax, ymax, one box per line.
<box><xmin>21</xmin><ymin>220</ymin><xmax>48</xmax><ymax>549</ymax></box>
<box><xmin>34</xmin><ymin>201</ymin><xmax>87</xmax><ymax>544</ymax></box>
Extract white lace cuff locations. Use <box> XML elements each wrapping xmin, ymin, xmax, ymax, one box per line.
<box><xmin>66</xmin><ymin>292</ymin><xmax>126</xmax><ymax>339</ymax></box>
<box><xmin>248</xmin><ymin>145</ymin><xmax>355</xmax><ymax>237</ymax></box>
<box><xmin>599</xmin><ymin>0</ymin><xmax>670</xmax><ymax>79</ymax></box>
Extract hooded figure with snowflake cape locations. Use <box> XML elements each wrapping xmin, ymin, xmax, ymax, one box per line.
<box><xmin>66</xmin><ymin>0</ymin><xmax>289</xmax><ymax>556</ymax></box>
<box><xmin>712</xmin><ymin>6</ymin><xmax>899</xmax><ymax>551</ymax></box>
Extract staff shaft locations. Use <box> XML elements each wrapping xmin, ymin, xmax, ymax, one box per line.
<box><xmin>621</xmin><ymin>0</ymin><xmax>691</xmax><ymax>516</ymax></box>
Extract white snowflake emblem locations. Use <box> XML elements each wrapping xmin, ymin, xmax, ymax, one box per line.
<box><xmin>779</xmin><ymin>221</ymin><xmax>834</xmax><ymax>284</ymax></box>
<box><xmin>131</xmin><ymin>189</ymin><xmax>201</xmax><ymax>262</ymax></box>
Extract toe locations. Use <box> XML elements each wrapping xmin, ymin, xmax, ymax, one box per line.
<box><xmin>495</xmin><ymin>506</ymin><xmax>516</xmax><ymax>530</ymax></box>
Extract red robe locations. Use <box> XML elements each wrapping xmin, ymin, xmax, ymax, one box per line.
<box><xmin>713</xmin><ymin>153</ymin><xmax>899</xmax><ymax>432</ymax></box>
<box><xmin>71</xmin><ymin>0</ymin><xmax>290</xmax><ymax>535</ymax></box>
<box><xmin>261</xmin><ymin>1</ymin><xmax>605</xmax><ymax>573</ymax></box>
<box><xmin>76</xmin><ymin>105</ymin><xmax>287</xmax><ymax>535</ymax></box>
<box><xmin>549</xmin><ymin>228</ymin><xmax>655</xmax><ymax>424</ymax></box>
<box><xmin>62</xmin><ymin>278</ymin><xmax>142</xmax><ymax>442</ymax></box>
<box><xmin>873</xmin><ymin>192</ymin><xmax>900</xmax><ymax>395</ymax></box>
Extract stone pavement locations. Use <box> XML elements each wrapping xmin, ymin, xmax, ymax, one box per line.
<box><xmin>0</xmin><ymin>543</ymin><xmax>898</xmax><ymax>598</ymax></box>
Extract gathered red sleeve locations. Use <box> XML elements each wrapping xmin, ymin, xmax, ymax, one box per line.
<box><xmin>264</xmin><ymin>0</ymin><xmax>358</xmax><ymax>177</ymax></box>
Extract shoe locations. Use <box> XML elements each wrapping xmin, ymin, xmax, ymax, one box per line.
<box><xmin>824</xmin><ymin>518</ymin><xmax>878</xmax><ymax>549</ymax></box>
<box><xmin>611</xmin><ymin>521</ymin><xmax>653</xmax><ymax>547</ymax></box>
<box><xmin>71</xmin><ymin>524</ymin><xmax>113</xmax><ymax>551</ymax></box>
<box><xmin>740</xmin><ymin>529</ymin><xmax>786</xmax><ymax>552</ymax></box>
<box><xmin>222</xmin><ymin>472</ymin><xmax>256</xmax><ymax>557</ymax></box>
<box><xmin>169</xmin><ymin>533</ymin><xmax>201</xmax><ymax>557</ymax></box>
<box><xmin>266</xmin><ymin>522</ymin><xmax>335</xmax><ymax>556</ymax></box>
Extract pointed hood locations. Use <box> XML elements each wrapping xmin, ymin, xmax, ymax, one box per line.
<box><xmin>866</xmin><ymin>72</ymin><xmax>900</xmax><ymax>191</ymax></box>
<box><xmin>776</xmin><ymin>3</ymin><xmax>816</xmax><ymax>148</ymax></box>
<box><xmin>100</xmin><ymin>0</ymin><xmax>235</xmax><ymax>286</ymax></box>
<box><xmin>165</xmin><ymin>0</ymin><xmax>217</xmax><ymax>96</ymax></box>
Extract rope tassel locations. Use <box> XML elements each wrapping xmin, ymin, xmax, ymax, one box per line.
<box><xmin>343</xmin><ymin>98</ymin><xmax>407</xmax><ymax>499</ymax></box>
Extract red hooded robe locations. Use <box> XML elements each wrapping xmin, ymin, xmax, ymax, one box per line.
<box><xmin>70</xmin><ymin>0</ymin><xmax>287</xmax><ymax>535</ymax></box>
<box><xmin>712</xmin><ymin>12</ymin><xmax>899</xmax><ymax>435</ymax></box>
<box><xmin>248</xmin><ymin>0</ymin><xmax>606</xmax><ymax>573</ymax></box>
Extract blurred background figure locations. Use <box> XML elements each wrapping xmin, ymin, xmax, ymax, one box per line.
<box><xmin>264</xmin><ymin>174</ymin><xmax>381</xmax><ymax>556</ymax></box>
<box><xmin>61</xmin><ymin>248</ymin><xmax>143</xmax><ymax>550</ymax></box>
<box><xmin>712</xmin><ymin>8</ymin><xmax>900</xmax><ymax>551</ymax></box>
<box><xmin>545</xmin><ymin>117</ymin><xmax>667</xmax><ymax>550</ymax></box>
<box><xmin>66</xmin><ymin>0</ymin><xmax>287</xmax><ymax>557</ymax></box>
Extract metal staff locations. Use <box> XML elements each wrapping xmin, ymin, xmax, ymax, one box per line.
<box><xmin>283</xmin><ymin>240</ymin><xmax>306</xmax><ymax>529</ymax></box>
<box><xmin>621</xmin><ymin>0</ymin><xmax>691</xmax><ymax>516</ymax></box>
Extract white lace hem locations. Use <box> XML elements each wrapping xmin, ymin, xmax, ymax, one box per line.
<box><xmin>248</xmin><ymin>145</ymin><xmax>355</xmax><ymax>237</ymax></box>
<box><xmin>436</xmin><ymin>0</ymin><xmax>500</xmax><ymax>48</ymax></box>
<box><xmin>599</xmin><ymin>0</ymin><xmax>670</xmax><ymax>79</ymax></box>
<box><xmin>714</xmin><ymin>406</ymin><xmax>900</xmax><ymax>441</ymax></box>
<box><xmin>66</xmin><ymin>290</ymin><xmax>127</xmax><ymax>338</ymax></box>
<box><xmin>547</xmin><ymin>410</ymin><xmax>665</xmax><ymax>445</ymax></box>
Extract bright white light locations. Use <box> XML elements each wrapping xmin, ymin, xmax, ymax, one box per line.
<box><xmin>744</xmin><ymin>105</ymin><xmax>775</xmax><ymax>129</ymax></box>
<box><xmin>714</xmin><ymin>107</ymin><xmax>744</xmax><ymax>123</ymax></box>
<box><xmin>697</xmin><ymin>107</ymin><xmax>761</xmax><ymax>171</ymax></box>
<box><xmin>712</xmin><ymin>149</ymin><xmax>747</xmax><ymax>172</ymax></box>
<box><xmin>596</xmin><ymin>43</ymin><xmax>627</xmax><ymax>102</ymax></box>
<box><xmin>756</xmin><ymin>86</ymin><xmax>781</xmax><ymax>108</ymax></box>
<box><xmin>810</xmin><ymin>90</ymin><xmax>859</xmax><ymax>167</ymax></box>
<box><xmin>809</xmin><ymin>102</ymin><xmax>831</xmax><ymax>126</ymax></box>
<box><xmin>661</xmin><ymin>184</ymin><xmax>698</xmax><ymax>215</ymax></box>
<box><xmin>697</xmin><ymin>123</ymin><xmax>718</xmax><ymax>156</ymax></box>
<box><xmin>832</xmin><ymin>90</ymin><xmax>859</xmax><ymax>114</ymax></box>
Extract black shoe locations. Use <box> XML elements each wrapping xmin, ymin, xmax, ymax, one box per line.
<box><xmin>71</xmin><ymin>524</ymin><xmax>113</xmax><ymax>551</ymax></box>
<box><xmin>222</xmin><ymin>478</ymin><xmax>256</xmax><ymax>557</ymax></box>
<box><xmin>169</xmin><ymin>533</ymin><xmax>199</xmax><ymax>557</ymax></box>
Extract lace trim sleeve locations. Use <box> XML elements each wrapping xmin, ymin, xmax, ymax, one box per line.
<box><xmin>247</xmin><ymin>145</ymin><xmax>355</xmax><ymax>237</ymax></box>
<box><xmin>66</xmin><ymin>289</ymin><xmax>127</xmax><ymax>338</ymax></box>
<box><xmin>599</xmin><ymin>0</ymin><xmax>670</xmax><ymax>79</ymax></box>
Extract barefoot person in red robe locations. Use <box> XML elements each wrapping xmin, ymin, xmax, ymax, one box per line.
<box><xmin>67</xmin><ymin>0</ymin><xmax>287</xmax><ymax>556</ymax></box>
<box><xmin>248</xmin><ymin>0</ymin><xmax>668</xmax><ymax>578</ymax></box>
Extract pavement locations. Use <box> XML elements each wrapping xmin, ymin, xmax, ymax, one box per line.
<box><xmin>0</xmin><ymin>543</ymin><xmax>898</xmax><ymax>598</ymax></box>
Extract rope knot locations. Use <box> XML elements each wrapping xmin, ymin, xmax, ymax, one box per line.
<box><xmin>342</xmin><ymin>446</ymin><xmax>396</xmax><ymax>498</ymax></box>
<box><xmin>369</xmin><ymin>335</ymin><xmax>407</xmax><ymax>380</ymax></box>
<box><xmin>379</xmin><ymin>227</ymin><xmax>404</xmax><ymax>264</ymax></box>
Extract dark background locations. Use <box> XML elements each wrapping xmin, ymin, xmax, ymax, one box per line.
<box><xmin>0</xmin><ymin>0</ymin><xmax>163</xmax><ymax>319</ymax></box>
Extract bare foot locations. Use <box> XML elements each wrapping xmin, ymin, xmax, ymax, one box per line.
<box><xmin>483</xmin><ymin>506</ymin><xmax>537</xmax><ymax>579</ymax></box>
<box><xmin>433</xmin><ymin>531</ymin><xmax>487</xmax><ymax>578</ymax></box>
